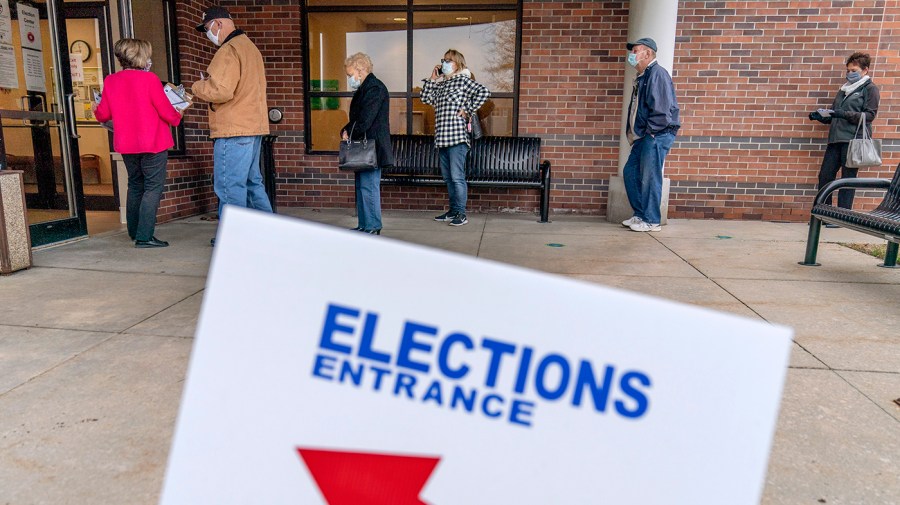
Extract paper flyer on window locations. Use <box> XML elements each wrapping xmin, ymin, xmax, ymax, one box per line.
<box><xmin>0</xmin><ymin>0</ymin><xmax>13</xmax><ymax>46</ymax></box>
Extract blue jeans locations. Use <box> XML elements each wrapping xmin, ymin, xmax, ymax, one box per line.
<box><xmin>623</xmin><ymin>132</ymin><xmax>675</xmax><ymax>225</ymax></box>
<box><xmin>439</xmin><ymin>142</ymin><xmax>469</xmax><ymax>215</ymax></box>
<box><xmin>355</xmin><ymin>167</ymin><xmax>382</xmax><ymax>231</ymax></box>
<box><xmin>213</xmin><ymin>135</ymin><xmax>273</xmax><ymax>217</ymax></box>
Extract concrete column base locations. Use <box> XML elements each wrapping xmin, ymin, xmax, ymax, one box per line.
<box><xmin>112</xmin><ymin>153</ymin><xmax>128</xmax><ymax>224</ymax></box>
<box><xmin>606</xmin><ymin>175</ymin><xmax>670</xmax><ymax>225</ymax></box>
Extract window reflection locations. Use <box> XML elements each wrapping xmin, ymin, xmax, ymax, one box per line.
<box><xmin>308</xmin><ymin>12</ymin><xmax>407</xmax><ymax>92</ymax></box>
<box><xmin>413</xmin><ymin>97</ymin><xmax>512</xmax><ymax>137</ymax></box>
<box><xmin>413</xmin><ymin>11</ymin><xmax>516</xmax><ymax>93</ymax></box>
<box><xmin>304</xmin><ymin>3</ymin><xmax>518</xmax><ymax>152</ymax></box>
<box><xmin>310</xmin><ymin>97</ymin><xmax>407</xmax><ymax>152</ymax></box>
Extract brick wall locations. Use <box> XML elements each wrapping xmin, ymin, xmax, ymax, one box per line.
<box><xmin>670</xmin><ymin>0</ymin><xmax>899</xmax><ymax>221</ymax></box>
<box><xmin>161</xmin><ymin>0</ymin><xmax>900</xmax><ymax>224</ymax></box>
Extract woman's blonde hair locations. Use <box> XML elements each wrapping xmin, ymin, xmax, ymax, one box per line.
<box><xmin>114</xmin><ymin>38</ymin><xmax>152</xmax><ymax>70</ymax></box>
<box><xmin>444</xmin><ymin>49</ymin><xmax>468</xmax><ymax>73</ymax></box>
<box><xmin>344</xmin><ymin>52</ymin><xmax>373</xmax><ymax>74</ymax></box>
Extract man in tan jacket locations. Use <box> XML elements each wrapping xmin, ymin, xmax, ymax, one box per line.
<box><xmin>193</xmin><ymin>6</ymin><xmax>272</xmax><ymax>246</ymax></box>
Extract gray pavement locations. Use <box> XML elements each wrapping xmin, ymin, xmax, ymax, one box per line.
<box><xmin>1</xmin><ymin>209</ymin><xmax>898</xmax><ymax>504</ymax></box>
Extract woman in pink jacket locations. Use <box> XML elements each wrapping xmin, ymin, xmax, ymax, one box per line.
<box><xmin>95</xmin><ymin>39</ymin><xmax>182</xmax><ymax>248</ymax></box>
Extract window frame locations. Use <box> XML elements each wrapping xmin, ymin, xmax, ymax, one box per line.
<box><xmin>118</xmin><ymin>0</ymin><xmax>185</xmax><ymax>155</ymax></box>
<box><xmin>302</xmin><ymin>0</ymin><xmax>522</xmax><ymax>155</ymax></box>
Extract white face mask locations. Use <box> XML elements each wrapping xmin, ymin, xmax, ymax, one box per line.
<box><xmin>347</xmin><ymin>74</ymin><xmax>361</xmax><ymax>91</ymax></box>
<box><xmin>441</xmin><ymin>61</ymin><xmax>455</xmax><ymax>75</ymax></box>
<box><xmin>206</xmin><ymin>24</ymin><xmax>221</xmax><ymax>46</ymax></box>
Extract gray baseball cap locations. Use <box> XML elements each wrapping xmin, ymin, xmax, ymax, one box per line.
<box><xmin>626</xmin><ymin>37</ymin><xmax>658</xmax><ymax>52</ymax></box>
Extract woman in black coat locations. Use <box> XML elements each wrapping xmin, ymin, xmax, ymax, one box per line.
<box><xmin>341</xmin><ymin>53</ymin><xmax>394</xmax><ymax>234</ymax></box>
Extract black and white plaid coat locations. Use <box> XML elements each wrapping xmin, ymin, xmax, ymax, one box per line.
<box><xmin>421</xmin><ymin>70</ymin><xmax>490</xmax><ymax>148</ymax></box>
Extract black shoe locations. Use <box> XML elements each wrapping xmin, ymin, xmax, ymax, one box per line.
<box><xmin>364</xmin><ymin>229</ymin><xmax>381</xmax><ymax>235</ymax></box>
<box><xmin>210</xmin><ymin>238</ymin><xmax>216</xmax><ymax>247</ymax></box>
<box><xmin>434</xmin><ymin>211</ymin><xmax>458</xmax><ymax>222</ymax></box>
<box><xmin>135</xmin><ymin>237</ymin><xmax>169</xmax><ymax>248</ymax></box>
<box><xmin>824</xmin><ymin>223</ymin><xmax>840</xmax><ymax>229</ymax></box>
<box><xmin>349</xmin><ymin>226</ymin><xmax>364</xmax><ymax>231</ymax></box>
<box><xmin>449</xmin><ymin>214</ymin><xmax>468</xmax><ymax>226</ymax></box>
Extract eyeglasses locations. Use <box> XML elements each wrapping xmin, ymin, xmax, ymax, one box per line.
<box><xmin>441</xmin><ymin>59</ymin><xmax>453</xmax><ymax>63</ymax></box>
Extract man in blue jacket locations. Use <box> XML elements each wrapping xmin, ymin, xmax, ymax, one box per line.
<box><xmin>622</xmin><ymin>37</ymin><xmax>680</xmax><ymax>232</ymax></box>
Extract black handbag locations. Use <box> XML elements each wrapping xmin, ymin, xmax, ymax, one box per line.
<box><xmin>469</xmin><ymin>115</ymin><xmax>484</xmax><ymax>141</ymax></box>
<box><xmin>338</xmin><ymin>123</ymin><xmax>377</xmax><ymax>172</ymax></box>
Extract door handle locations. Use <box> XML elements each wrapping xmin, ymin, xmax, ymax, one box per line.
<box><xmin>65</xmin><ymin>93</ymin><xmax>80</xmax><ymax>139</ymax></box>
<box><xmin>19</xmin><ymin>95</ymin><xmax>49</xmax><ymax>127</ymax></box>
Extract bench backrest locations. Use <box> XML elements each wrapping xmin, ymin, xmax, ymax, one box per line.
<box><xmin>468</xmin><ymin>136</ymin><xmax>543</xmax><ymax>183</ymax></box>
<box><xmin>388</xmin><ymin>135</ymin><xmax>440</xmax><ymax>177</ymax></box>
<box><xmin>876</xmin><ymin>164</ymin><xmax>900</xmax><ymax>217</ymax></box>
<box><xmin>387</xmin><ymin>135</ymin><xmax>543</xmax><ymax>182</ymax></box>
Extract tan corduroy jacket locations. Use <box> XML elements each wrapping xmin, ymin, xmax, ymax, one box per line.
<box><xmin>192</xmin><ymin>31</ymin><xmax>269</xmax><ymax>138</ymax></box>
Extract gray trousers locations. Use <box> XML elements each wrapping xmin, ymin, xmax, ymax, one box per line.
<box><xmin>122</xmin><ymin>151</ymin><xmax>168</xmax><ymax>241</ymax></box>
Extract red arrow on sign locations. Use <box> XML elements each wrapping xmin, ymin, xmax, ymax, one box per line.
<box><xmin>298</xmin><ymin>448</ymin><xmax>440</xmax><ymax>505</ymax></box>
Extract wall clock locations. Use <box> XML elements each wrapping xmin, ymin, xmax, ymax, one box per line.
<box><xmin>70</xmin><ymin>40</ymin><xmax>91</xmax><ymax>62</ymax></box>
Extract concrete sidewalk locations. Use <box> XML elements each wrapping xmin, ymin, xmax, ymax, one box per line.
<box><xmin>1</xmin><ymin>209</ymin><xmax>898</xmax><ymax>504</ymax></box>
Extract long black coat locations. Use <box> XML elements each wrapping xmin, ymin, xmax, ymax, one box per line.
<box><xmin>342</xmin><ymin>73</ymin><xmax>394</xmax><ymax>167</ymax></box>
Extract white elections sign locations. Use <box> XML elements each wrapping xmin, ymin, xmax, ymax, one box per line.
<box><xmin>160</xmin><ymin>208</ymin><xmax>792</xmax><ymax>505</ymax></box>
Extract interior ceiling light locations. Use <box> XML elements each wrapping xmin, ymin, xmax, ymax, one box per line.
<box><xmin>456</xmin><ymin>17</ymin><xmax>469</xmax><ymax>20</ymax></box>
<box><xmin>393</xmin><ymin>17</ymin><xmax>406</xmax><ymax>21</ymax></box>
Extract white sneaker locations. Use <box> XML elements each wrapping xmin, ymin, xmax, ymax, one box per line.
<box><xmin>629</xmin><ymin>221</ymin><xmax>661</xmax><ymax>232</ymax></box>
<box><xmin>622</xmin><ymin>216</ymin><xmax>642</xmax><ymax>227</ymax></box>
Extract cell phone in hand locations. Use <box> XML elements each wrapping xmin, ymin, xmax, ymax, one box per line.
<box><xmin>92</xmin><ymin>90</ymin><xmax>101</xmax><ymax>103</ymax></box>
<box><xmin>817</xmin><ymin>108</ymin><xmax>833</xmax><ymax>118</ymax></box>
<box><xmin>436</xmin><ymin>63</ymin><xmax>443</xmax><ymax>75</ymax></box>
<box><xmin>200</xmin><ymin>71</ymin><xmax>207</xmax><ymax>80</ymax></box>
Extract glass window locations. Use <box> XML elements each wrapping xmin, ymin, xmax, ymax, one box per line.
<box><xmin>308</xmin><ymin>0</ymin><xmax>406</xmax><ymax>5</ymax></box>
<box><xmin>308</xmin><ymin>12</ymin><xmax>407</xmax><ymax>92</ymax></box>
<box><xmin>412</xmin><ymin>11</ymin><xmax>516</xmax><ymax>93</ymax></box>
<box><xmin>414</xmin><ymin>0</ymin><xmax>515</xmax><ymax>4</ymax></box>
<box><xmin>412</xmin><ymin>97</ymin><xmax>512</xmax><ymax>137</ymax></box>
<box><xmin>304</xmin><ymin>1</ymin><xmax>519</xmax><ymax>153</ymax></box>
<box><xmin>128</xmin><ymin>0</ymin><xmax>184</xmax><ymax>153</ymax></box>
<box><xmin>310</xmin><ymin>97</ymin><xmax>408</xmax><ymax>152</ymax></box>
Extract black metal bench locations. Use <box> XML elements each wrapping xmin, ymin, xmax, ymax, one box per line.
<box><xmin>384</xmin><ymin>135</ymin><xmax>552</xmax><ymax>222</ymax></box>
<box><xmin>800</xmin><ymin>164</ymin><xmax>900</xmax><ymax>268</ymax></box>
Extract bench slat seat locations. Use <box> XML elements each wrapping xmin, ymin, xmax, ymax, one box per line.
<box><xmin>801</xmin><ymin>164</ymin><xmax>900</xmax><ymax>267</ymax></box>
<box><xmin>383</xmin><ymin>134</ymin><xmax>551</xmax><ymax>222</ymax></box>
<box><xmin>812</xmin><ymin>205</ymin><xmax>900</xmax><ymax>237</ymax></box>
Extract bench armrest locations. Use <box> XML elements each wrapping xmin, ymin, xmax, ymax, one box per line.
<box><xmin>814</xmin><ymin>177</ymin><xmax>891</xmax><ymax>206</ymax></box>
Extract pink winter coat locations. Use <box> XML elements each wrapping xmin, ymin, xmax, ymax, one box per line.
<box><xmin>94</xmin><ymin>69</ymin><xmax>182</xmax><ymax>154</ymax></box>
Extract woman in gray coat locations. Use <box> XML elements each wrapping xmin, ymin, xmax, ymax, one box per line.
<box><xmin>809</xmin><ymin>52</ymin><xmax>880</xmax><ymax>216</ymax></box>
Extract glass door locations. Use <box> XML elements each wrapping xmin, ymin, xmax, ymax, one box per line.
<box><xmin>0</xmin><ymin>0</ymin><xmax>87</xmax><ymax>246</ymax></box>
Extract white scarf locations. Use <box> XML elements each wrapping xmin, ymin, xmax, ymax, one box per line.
<box><xmin>840</xmin><ymin>74</ymin><xmax>870</xmax><ymax>94</ymax></box>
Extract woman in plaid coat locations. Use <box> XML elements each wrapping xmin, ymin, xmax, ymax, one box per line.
<box><xmin>421</xmin><ymin>49</ymin><xmax>490</xmax><ymax>227</ymax></box>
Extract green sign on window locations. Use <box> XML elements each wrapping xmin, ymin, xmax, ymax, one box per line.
<box><xmin>310</xmin><ymin>80</ymin><xmax>339</xmax><ymax>110</ymax></box>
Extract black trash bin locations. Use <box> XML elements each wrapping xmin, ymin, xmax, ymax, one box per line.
<box><xmin>260</xmin><ymin>135</ymin><xmax>278</xmax><ymax>213</ymax></box>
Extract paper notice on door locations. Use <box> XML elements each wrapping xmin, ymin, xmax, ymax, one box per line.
<box><xmin>16</xmin><ymin>2</ymin><xmax>41</xmax><ymax>51</ymax></box>
<box><xmin>0</xmin><ymin>43</ymin><xmax>17</xmax><ymax>89</ymax></box>
<box><xmin>23</xmin><ymin>49</ymin><xmax>45</xmax><ymax>92</ymax></box>
<box><xmin>70</xmin><ymin>54</ymin><xmax>84</xmax><ymax>83</ymax></box>
<box><xmin>0</xmin><ymin>0</ymin><xmax>13</xmax><ymax>46</ymax></box>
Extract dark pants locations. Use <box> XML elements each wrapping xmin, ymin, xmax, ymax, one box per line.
<box><xmin>818</xmin><ymin>143</ymin><xmax>858</xmax><ymax>209</ymax></box>
<box><xmin>122</xmin><ymin>151</ymin><xmax>167</xmax><ymax>241</ymax></box>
